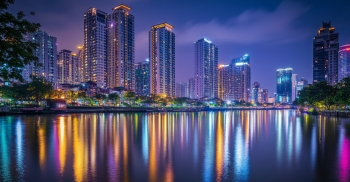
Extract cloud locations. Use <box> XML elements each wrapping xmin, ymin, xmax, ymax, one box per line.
<box><xmin>176</xmin><ymin>1</ymin><xmax>309</xmax><ymax>45</ymax></box>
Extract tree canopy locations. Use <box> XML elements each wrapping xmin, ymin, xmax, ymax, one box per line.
<box><xmin>296</xmin><ymin>77</ymin><xmax>350</xmax><ymax>110</ymax></box>
<box><xmin>0</xmin><ymin>0</ymin><xmax>41</xmax><ymax>82</ymax></box>
<box><xmin>27</xmin><ymin>75</ymin><xmax>53</xmax><ymax>104</ymax></box>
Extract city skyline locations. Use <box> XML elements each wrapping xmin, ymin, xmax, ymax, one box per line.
<box><xmin>9</xmin><ymin>0</ymin><xmax>350</xmax><ymax>96</ymax></box>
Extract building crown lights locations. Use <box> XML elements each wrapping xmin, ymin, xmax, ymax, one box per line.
<box><xmin>277</xmin><ymin>68</ymin><xmax>293</xmax><ymax>71</ymax></box>
<box><xmin>152</xmin><ymin>23</ymin><xmax>174</xmax><ymax>30</ymax></box>
<box><xmin>112</xmin><ymin>4</ymin><xmax>131</xmax><ymax>10</ymax></box>
<box><xmin>204</xmin><ymin>38</ymin><xmax>212</xmax><ymax>43</ymax></box>
<box><xmin>235</xmin><ymin>62</ymin><xmax>248</xmax><ymax>66</ymax></box>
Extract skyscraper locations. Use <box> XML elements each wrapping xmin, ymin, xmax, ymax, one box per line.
<box><xmin>134</xmin><ymin>60</ymin><xmax>149</xmax><ymax>96</ymax></box>
<box><xmin>57</xmin><ymin>49</ymin><xmax>72</xmax><ymax>84</ymax></box>
<box><xmin>313</xmin><ymin>21</ymin><xmax>339</xmax><ymax>85</ymax></box>
<box><xmin>292</xmin><ymin>74</ymin><xmax>298</xmax><ymax>102</ymax></box>
<box><xmin>71</xmin><ymin>53</ymin><xmax>80</xmax><ymax>85</ymax></box>
<box><xmin>276</xmin><ymin>68</ymin><xmax>293</xmax><ymax>104</ymax></box>
<box><xmin>84</xmin><ymin>8</ymin><xmax>109</xmax><ymax>88</ymax></box>
<box><xmin>252</xmin><ymin>82</ymin><xmax>260</xmax><ymax>103</ymax></box>
<box><xmin>338</xmin><ymin>44</ymin><xmax>350</xmax><ymax>82</ymax></box>
<box><xmin>149</xmin><ymin>23</ymin><xmax>175</xmax><ymax>97</ymax></box>
<box><xmin>23</xmin><ymin>31</ymin><xmax>57</xmax><ymax>84</ymax></box>
<box><xmin>77</xmin><ymin>46</ymin><xmax>84</xmax><ymax>83</ymax></box>
<box><xmin>175</xmin><ymin>83</ymin><xmax>188</xmax><ymax>97</ymax></box>
<box><xmin>232</xmin><ymin>54</ymin><xmax>250</xmax><ymax>102</ymax></box>
<box><xmin>188</xmin><ymin>78</ymin><xmax>195</xmax><ymax>99</ymax></box>
<box><xmin>194</xmin><ymin>38</ymin><xmax>218</xmax><ymax>99</ymax></box>
<box><xmin>218</xmin><ymin>64</ymin><xmax>232</xmax><ymax>101</ymax></box>
<box><xmin>180</xmin><ymin>83</ymin><xmax>189</xmax><ymax>98</ymax></box>
<box><xmin>175</xmin><ymin>83</ymin><xmax>181</xmax><ymax>97</ymax></box>
<box><xmin>107</xmin><ymin>5</ymin><xmax>135</xmax><ymax>90</ymax></box>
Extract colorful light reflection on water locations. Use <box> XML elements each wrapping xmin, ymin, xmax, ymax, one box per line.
<box><xmin>0</xmin><ymin>110</ymin><xmax>350</xmax><ymax>181</ymax></box>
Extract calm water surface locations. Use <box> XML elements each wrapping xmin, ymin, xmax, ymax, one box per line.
<box><xmin>0</xmin><ymin>110</ymin><xmax>350</xmax><ymax>182</ymax></box>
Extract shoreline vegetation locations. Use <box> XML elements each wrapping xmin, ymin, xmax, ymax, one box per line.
<box><xmin>295</xmin><ymin>77</ymin><xmax>350</xmax><ymax>113</ymax></box>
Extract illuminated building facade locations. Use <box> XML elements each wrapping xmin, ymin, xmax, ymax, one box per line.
<box><xmin>194</xmin><ymin>38</ymin><xmax>218</xmax><ymax>99</ymax></box>
<box><xmin>292</xmin><ymin>74</ymin><xmax>298</xmax><ymax>101</ymax></box>
<box><xmin>251</xmin><ymin>82</ymin><xmax>260</xmax><ymax>103</ymax></box>
<box><xmin>180</xmin><ymin>83</ymin><xmax>189</xmax><ymax>97</ymax></box>
<box><xmin>57</xmin><ymin>50</ymin><xmax>81</xmax><ymax>85</ymax></box>
<box><xmin>135</xmin><ymin>60</ymin><xmax>149</xmax><ymax>96</ymax></box>
<box><xmin>218</xmin><ymin>65</ymin><xmax>232</xmax><ymax>100</ymax></box>
<box><xmin>107</xmin><ymin>5</ymin><xmax>135</xmax><ymax>90</ymax></box>
<box><xmin>188</xmin><ymin>78</ymin><xmax>195</xmax><ymax>99</ymax></box>
<box><xmin>232</xmin><ymin>54</ymin><xmax>250</xmax><ymax>102</ymax></box>
<box><xmin>57</xmin><ymin>50</ymin><xmax>72</xmax><ymax>84</ymax></box>
<box><xmin>72</xmin><ymin>53</ymin><xmax>80</xmax><ymax>85</ymax></box>
<box><xmin>276</xmin><ymin>68</ymin><xmax>293</xmax><ymax>104</ymax></box>
<box><xmin>175</xmin><ymin>82</ymin><xmax>189</xmax><ymax>98</ymax></box>
<box><xmin>77</xmin><ymin>46</ymin><xmax>84</xmax><ymax>83</ymax></box>
<box><xmin>338</xmin><ymin>44</ymin><xmax>350</xmax><ymax>82</ymax></box>
<box><xmin>84</xmin><ymin>8</ymin><xmax>109</xmax><ymax>88</ymax></box>
<box><xmin>149</xmin><ymin>23</ymin><xmax>175</xmax><ymax>96</ymax></box>
<box><xmin>313</xmin><ymin>21</ymin><xmax>339</xmax><ymax>85</ymax></box>
<box><xmin>259</xmin><ymin>89</ymin><xmax>268</xmax><ymax>103</ymax></box>
<box><xmin>23</xmin><ymin>31</ymin><xmax>57</xmax><ymax>84</ymax></box>
<box><xmin>296</xmin><ymin>78</ymin><xmax>308</xmax><ymax>98</ymax></box>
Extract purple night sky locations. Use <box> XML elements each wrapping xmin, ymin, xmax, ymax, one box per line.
<box><xmin>8</xmin><ymin>0</ymin><xmax>350</xmax><ymax>96</ymax></box>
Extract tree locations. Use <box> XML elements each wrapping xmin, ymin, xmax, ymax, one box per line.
<box><xmin>316</xmin><ymin>81</ymin><xmax>337</xmax><ymax>110</ymax></box>
<box><xmin>334</xmin><ymin>76</ymin><xmax>350</xmax><ymax>108</ymax></box>
<box><xmin>297</xmin><ymin>84</ymin><xmax>320</xmax><ymax>108</ymax></box>
<box><xmin>27</xmin><ymin>75</ymin><xmax>53</xmax><ymax>104</ymax></box>
<box><xmin>0</xmin><ymin>83</ymin><xmax>30</xmax><ymax>104</ymax></box>
<box><xmin>66</xmin><ymin>90</ymin><xmax>77</xmax><ymax>104</ymax></box>
<box><xmin>94</xmin><ymin>94</ymin><xmax>106</xmax><ymax>106</ymax></box>
<box><xmin>0</xmin><ymin>0</ymin><xmax>41</xmax><ymax>82</ymax></box>
<box><xmin>48</xmin><ymin>89</ymin><xmax>64</xmax><ymax>99</ymax></box>
<box><xmin>77</xmin><ymin>91</ymin><xmax>87</xmax><ymax>105</ymax></box>
<box><xmin>297</xmin><ymin>81</ymin><xmax>336</xmax><ymax>110</ymax></box>
<box><xmin>123</xmin><ymin>91</ymin><xmax>136</xmax><ymax>105</ymax></box>
<box><xmin>174</xmin><ymin>97</ymin><xmax>186</xmax><ymax>106</ymax></box>
<box><xmin>108</xmin><ymin>93</ymin><xmax>120</xmax><ymax>106</ymax></box>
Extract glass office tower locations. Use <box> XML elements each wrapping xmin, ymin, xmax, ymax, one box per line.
<box><xmin>276</xmin><ymin>68</ymin><xmax>293</xmax><ymax>104</ymax></box>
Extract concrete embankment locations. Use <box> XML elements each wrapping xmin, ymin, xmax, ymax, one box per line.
<box><xmin>0</xmin><ymin>106</ymin><xmax>295</xmax><ymax>115</ymax></box>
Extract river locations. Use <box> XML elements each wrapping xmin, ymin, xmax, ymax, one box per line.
<box><xmin>0</xmin><ymin>110</ymin><xmax>349</xmax><ymax>181</ymax></box>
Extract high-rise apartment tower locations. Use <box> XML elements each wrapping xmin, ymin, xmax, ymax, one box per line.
<box><xmin>149</xmin><ymin>23</ymin><xmax>175</xmax><ymax>96</ymax></box>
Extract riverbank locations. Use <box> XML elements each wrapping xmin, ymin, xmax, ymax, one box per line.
<box><xmin>0</xmin><ymin>106</ymin><xmax>293</xmax><ymax>115</ymax></box>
